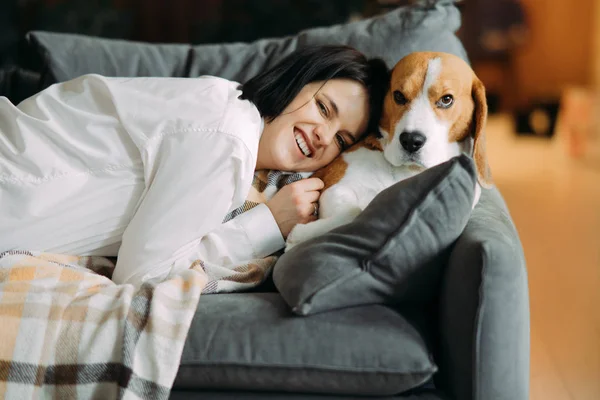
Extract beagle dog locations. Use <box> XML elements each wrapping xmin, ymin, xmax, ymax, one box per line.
<box><xmin>285</xmin><ymin>51</ymin><xmax>492</xmax><ymax>251</ymax></box>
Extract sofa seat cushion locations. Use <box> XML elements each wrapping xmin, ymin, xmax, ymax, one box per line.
<box><xmin>174</xmin><ymin>292</ymin><xmax>436</xmax><ymax>396</ymax></box>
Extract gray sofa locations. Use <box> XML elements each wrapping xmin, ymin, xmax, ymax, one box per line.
<box><xmin>4</xmin><ymin>1</ymin><xmax>530</xmax><ymax>399</ymax></box>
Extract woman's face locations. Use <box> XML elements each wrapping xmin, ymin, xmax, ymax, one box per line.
<box><xmin>256</xmin><ymin>79</ymin><xmax>370</xmax><ymax>172</ymax></box>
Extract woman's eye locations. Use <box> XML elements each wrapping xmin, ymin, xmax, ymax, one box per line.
<box><xmin>317</xmin><ymin>101</ymin><xmax>329</xmax><ymax>117</ymax></box>
<box><xmin>437</xmin><ymin>94</ymin><xmax>454</xmax><ymax>108</ymax></box>
<box><xmin>335</xmin><ymin>134</ymin><xmax>346</xmax><ymax>150</ymax></box>
<box><xmin>393</xmin><ymin>90</ymin><xmax>407</xmax><ymax>105</ymax></box>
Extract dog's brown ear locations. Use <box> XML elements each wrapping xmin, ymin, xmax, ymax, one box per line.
<box><xmin>472</xmin><ymin>77</ymin><xmax>493</xmax><ymax>188</ymax></box>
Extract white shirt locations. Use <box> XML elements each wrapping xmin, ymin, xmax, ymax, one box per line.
<box><xmin>0</xmin><ymin>74</ymin><xmax>284</xmax><ymax>286</ymax></box>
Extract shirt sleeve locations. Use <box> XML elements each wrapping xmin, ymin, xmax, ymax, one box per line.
<box><xmin>196</xmin><ymin>203</ymin><xmax>284</xmax><ymax>266</ymax></box>
<box><xmin>111</xmin><ymin>129</ymin><xmax>284</xmax><ymax>287</ymax></box>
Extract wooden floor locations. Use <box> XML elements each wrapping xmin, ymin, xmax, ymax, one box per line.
<box><xmin>486</xmin><ymin>114</ymin><xmax>600</xmax><ymax>400</ymax></box>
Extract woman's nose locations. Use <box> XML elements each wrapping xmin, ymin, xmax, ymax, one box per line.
<box><xmin>313</xmin><ymin>124</ymin><xmax>335</xmax><ymax>147</ymax></box>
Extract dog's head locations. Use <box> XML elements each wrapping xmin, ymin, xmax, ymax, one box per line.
<box><xmin>378</xmin><ymin>51</ymin><xmax>492</xmax><ymax>188</ymax></box>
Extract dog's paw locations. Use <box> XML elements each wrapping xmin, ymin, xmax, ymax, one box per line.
<box><xmin>284</xmin><ymin>240</ymin><xmax>297</xmax><ymax>253</ymax></box>
<box><xmin>284</xmin><ymin>223</ymin><xmax>310</xmax><ymax>252</ymax></box>
<box><xmin>472</xmin><ymin>183</ymin><xmax>482</xmax><ymax>210</ymax></box>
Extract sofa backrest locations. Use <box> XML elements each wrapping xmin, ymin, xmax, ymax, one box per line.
<box><xmin>26</xmin><ymin>0</ymin><xmax>467</xmax><ymax>87</ymax></box>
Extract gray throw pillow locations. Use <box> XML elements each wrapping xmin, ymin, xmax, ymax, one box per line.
<box><xmin>26</xmin><ymin>0</ymin><xmax>466</xmax><ymax>84</ymax></box>
<box><xmin>272</xmin><ymin>155</ymin><xmax>477</xmax><ymax>316</ymax></box>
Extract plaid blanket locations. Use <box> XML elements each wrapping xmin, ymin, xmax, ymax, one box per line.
<box><xmin>0</xmin><ymin>250</ymin><xmax>208</xmax><ymax>399</ymax></box>
<box><xmin>0</xmin><ymin>169</ymin><xmax>303</xmax><ymax>398</ymax></box>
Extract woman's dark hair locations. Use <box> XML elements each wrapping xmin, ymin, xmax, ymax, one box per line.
<box><xmin>238</xmin><ymin>45</ymin><xmax>389</xmax><ymax>135</ymax></box>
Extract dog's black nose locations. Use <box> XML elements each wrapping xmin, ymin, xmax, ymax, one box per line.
<box><xmin>400</xmin><ymin>131</ymin><xmax>426</xmax><ymax>153</ymax></box>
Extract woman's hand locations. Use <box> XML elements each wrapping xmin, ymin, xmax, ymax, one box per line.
<box><xmin>266</xmin><ymin>177</ymin><xmax>324</xmax><ymax>238</ymax></box>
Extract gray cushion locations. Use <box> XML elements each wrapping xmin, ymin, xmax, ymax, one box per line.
<box><xmin>173</xmin><ymin>293</ymin><xmax>436</xmax><ymax>396</ymax></box>
<box><xmin>272</xmin><ymin>155</ymin><xmax>477</xmax><ymax>316</ymax></box>
<box><xmin>26</xmin><ymin>0</ymin><xmax>467</xmax><ymax>84</ymax></box>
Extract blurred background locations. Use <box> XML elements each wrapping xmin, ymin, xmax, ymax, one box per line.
<box><xmin>0</xmin><ymin>1</ymin><xmax>598</xmax><ymax>399</ymax></box>
<box><xmin>2</xmin><ymin>0</ymin><xmax>600</xmax><ymax>150</ymax></box>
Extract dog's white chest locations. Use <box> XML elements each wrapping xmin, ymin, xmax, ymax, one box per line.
<box><xmin>284</xmin><ymin>147</ymin><xmax>422</xmax><ymax>251</ymax></box>
<box><xmin>318</xmin><ymin>147</ymin><xmax>419</xmax><ymax>217</ymax></box>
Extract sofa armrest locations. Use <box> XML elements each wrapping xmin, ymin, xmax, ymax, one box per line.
<box><xmin>437</xmin><ymin>187</ymin><xmax>530</xmax><ymax>400</ymax></box>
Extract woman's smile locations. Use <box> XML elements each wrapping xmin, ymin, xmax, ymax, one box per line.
<box><xmin>294</xmin><ymin>127</ymin><xmax>313</xmax><ymax>158</ymax></box>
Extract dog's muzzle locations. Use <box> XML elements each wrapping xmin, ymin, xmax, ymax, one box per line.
<box><xmin>400</xmin><ymin>131</ymin><xmax>426</xmax><ymax>153</ymax></box>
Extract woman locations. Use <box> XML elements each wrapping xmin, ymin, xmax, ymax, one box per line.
<box><xmin>0</xmin><ymin>45</ymin><xmax>388</xmax><ymax>286</ymax></box>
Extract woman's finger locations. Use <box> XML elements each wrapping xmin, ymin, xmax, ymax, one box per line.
<box><xmin>302</xmin><ymin>210</ymin><xmax>318</xmax><ymax>223</ymax></box>
<box><xmin>303</xmin><ymin>201</ymin><xmax>320</xmax><ymax>218</ymax></box>
<box><xmin>297</xmin><ymin>177</ymin><xmax>324</xmax><ymax>191</ymax></box>
<box><xmin>302</xmin><ymin>190</ymin><xmax>321</xmax><ymax>204</ymax></box>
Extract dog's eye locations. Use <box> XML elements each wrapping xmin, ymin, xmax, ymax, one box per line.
<box><xmin>437</xmin><ymin>94</ymin><xmax>454</xmax><ymax>108</ymax></box>
<box><xmin>393</xmin><ymin>90</ymin><xmax>407</xmax><ymax>105</ymax></box>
